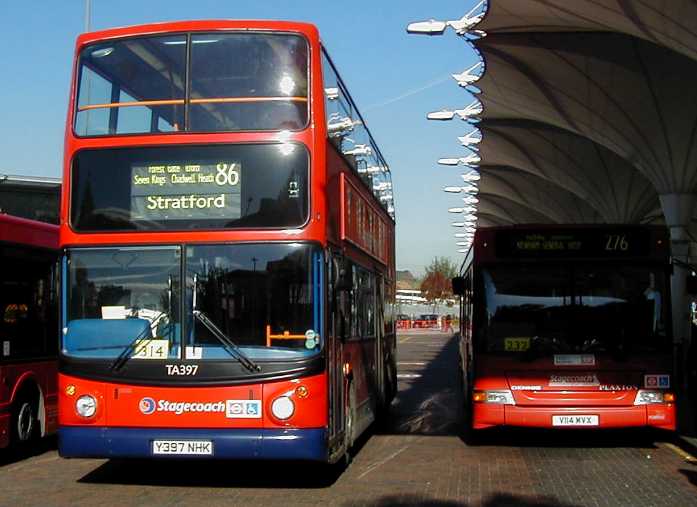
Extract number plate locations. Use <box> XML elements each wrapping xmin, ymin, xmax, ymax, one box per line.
<box><xmin>552</xmin><ymin>415</ymin><xmax>599</xmax><ymax>426</ymax></box>
<box><xmin>152</xmin><ymin>440</ymin><xmax>213</xmax><ymax>456</ymax></box>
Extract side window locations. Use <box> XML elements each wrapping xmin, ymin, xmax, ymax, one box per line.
<box><xmin>321</xmin><ymin>47</ymin><xmax>393</xmax><ymax>217</ymax></box>
<box><xmin>321</xmin><ymin>49</ymin><xmax>355</xmax><ymax>148</ymax></box>
<box><xmin>0</xmin><ymin>247</ymin><xmax>57</xmax><ymax>360</ymax></box>
<box><xmin>350</xmin><ymin>264</ymin><xmax>358</xmax><ymax>338</ymax></box>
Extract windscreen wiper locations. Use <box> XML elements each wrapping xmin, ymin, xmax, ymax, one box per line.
<box><xmin>193</xmin><ymin>310</ymin><xmax>261</xmax><ymax>373</ymax></box>
<box><xmin>192</xmin><ymin>273</ymin><xmax>261</xmax><ymax>373</ymax></box>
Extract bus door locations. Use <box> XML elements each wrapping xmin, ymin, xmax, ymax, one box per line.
<box><xmin>374</xmin><ymin>275</ymin><xmax>385</xmax><ymax>407</ymax></box>
<box><xmin>327</xmin><ymin>252</ymin><xmax>347</xmax><ymax>452</ymax></box>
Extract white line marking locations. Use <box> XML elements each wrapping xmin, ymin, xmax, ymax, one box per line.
<box><xmin>398</xmin><ymin>362</ymin><xmax>427</xmax><ymax>366</ymax></box>
<box><xmin>358</xmin><ymin>446</ymin><xmax>409</xmax><ymax>479</ymax></box>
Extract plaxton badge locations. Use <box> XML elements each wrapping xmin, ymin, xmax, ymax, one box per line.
<box><xmin>138</xmin><ymin>397</ymin><xmax>262</xmax><ymax>418</ymax></box>
<box><xmin>599</xmin><ymin>385</ymin><xmax>638</xmax><ymax>391</ymax></box>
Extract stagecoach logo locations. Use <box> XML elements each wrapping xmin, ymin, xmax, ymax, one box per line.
<box><xmin>139</xmin><ymin>397</ymin><xmax>156</xmax><ymax>415</ymax></box>
<box><xmin>138</xmin><ymin>397</ymin><xmax>226</xmax><ymax>416</ymax></box>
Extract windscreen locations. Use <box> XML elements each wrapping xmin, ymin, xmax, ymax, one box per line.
<box><xmin>475</xmin><ymin>263</ymin><xmax>670</xmax><ymax>356</ymax></box>
<box><xmin>74</xmin><ymin>32</ymin><xmax>308</xmax><ymax>135</ymax></box>
<box><xmin>62</xmin><ymin>243</ymin><xmax>322</xmax><ymax>361</ymax></box>
<box><xmin>186</xmin><ymin>243</ymin><xmax>321</xmax><ymax>360</ymax></box>
<box><xmin>70</xmin><ymin>143</ymin><xmax>308</xmax><ymax>231</ymax></box>
<box><xmin>64</xmin><ymin>246</ymin><xmax>182</xmax><ymax>359</ymax></box>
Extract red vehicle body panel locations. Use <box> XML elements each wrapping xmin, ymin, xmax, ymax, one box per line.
<box><xmin>59</xmin><ymin>373</ymin><xmax>327</xmax><ymax>429</ymax></box>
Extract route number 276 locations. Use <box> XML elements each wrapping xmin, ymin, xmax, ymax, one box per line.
<box><xmin>605</xmin><ymin>234</ymin><xmax>628</xmax><ymax>251</ymax></box>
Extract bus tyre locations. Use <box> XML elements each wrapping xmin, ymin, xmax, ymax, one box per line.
<box><xmin>339</xmin><ymin>383</ymin><xmax>356</xmax><ymax>468</ymax></box>
<box><xmin>12</xmin><ymin>394</ymin><xmax>38</xmax><ymax>447</ymax></box>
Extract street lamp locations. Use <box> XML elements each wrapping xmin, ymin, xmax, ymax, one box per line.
<box><xmin>406</xmin><ymin>1</ymin><xmax>487</xmax><ymax>35</ymax></box>
<box><xmin>427</xmin><ymin>99</ymin><xmax>483</xmax><ymax>121</ymax></box>
<box><xmin>438</xmin><ymin>152</ymin><xmax>481</xmax><ymax>166</ymax></box>
<box><xmin>452</xmin><ymin>61</ymin><xmax>484</xmax><ymax>87</ymax></box>
<box><xmin>343</xmin><ymin>144</ymin><xmax>372</xmax><ymax>157</ymax></box>
<box><xmin>461</xmin><ymin>171</ymin><xmax>481</xmax><ymax>183</ymax></box>
<box><xmin>458</xmin><ymin>129</ymin><xmax>483</xmax><ymax>149</ymax></box>
<box><xmin>443</xmin><ymin>186</ymin><xmax>478</xmax><ymax>194</ymax></box>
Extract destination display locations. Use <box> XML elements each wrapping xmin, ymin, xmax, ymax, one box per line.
<box><xmin>130</xmin><ymin>161</ymin><xmax>241</xmax><ymax>221</ymax></box>
<box><xmin>495</xmin><ymin>228</ymin><xmax>651</xmax><ymax>258</ymax></box>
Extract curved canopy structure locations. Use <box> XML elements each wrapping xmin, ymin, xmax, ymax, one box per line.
<box><xmin>407</xmin><ymin>0</ymin><xmax>697</xmax><ymax>362</ymax></box>
<box><xmin>479</xmin><ymin>0</ymin><xmax>697</xmax><ymax>62</ymax></box>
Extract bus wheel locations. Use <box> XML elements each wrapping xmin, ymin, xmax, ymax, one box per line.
<box><xmin>340</xmin><ymin>383</ymin><xmax>356</xmax><ymax>467</ymax></box>
<box><xmin>12</xmin><ymin>394</ymin><xmax>38</xmax><ymax>446</ymax></box>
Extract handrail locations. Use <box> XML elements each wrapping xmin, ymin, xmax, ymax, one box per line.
<box><xmin>78</xmin><ymin>96</ymin><xmax>307</xmax><ymax>112</ymax></box>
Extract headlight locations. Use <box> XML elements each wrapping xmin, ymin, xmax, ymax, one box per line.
<box><xmin>76</xmin><ymin>395</ymin><xmax>97</xmax><ymax>418</ymax></box>
<box><xmin>634</xmin><ymin>390</ymin><xmax>667</xmax><ymax>405</ymax></box>
<box><xmin>271</xmin><ymin>396</ymin><xmax>295</xmax><ymax>420</ymax></box>
<box><xmin>473</xmin><ymin>390</ymin><xmax>515</xmax><ymax>405</ymax></box>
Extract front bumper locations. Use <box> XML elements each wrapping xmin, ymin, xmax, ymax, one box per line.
<box><xmin>59</xmin><ymin>426</ymin><xmax>327</xmax><ymax>460</ymax></box>
<box><xmin>472</xmin><ymin>404</ymin><xmax>675</xmax><ymax>431</ymax></box>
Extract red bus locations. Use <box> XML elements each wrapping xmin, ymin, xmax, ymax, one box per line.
<box><xmin>58</xmin><ymin>21</ymin><xmax>396</xmax><ymax>463</ymax></box>
<box><xmin>0</xmin><ymin>213</ymin><xmax>59</xmax><ymax>449</ymax></box>
<box><xmin>453</xmin><ymin>225</ymin><xmax>675</xmax><ymax>432</ymax></box>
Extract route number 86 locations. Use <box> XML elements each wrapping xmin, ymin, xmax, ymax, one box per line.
<box><xmin>216</xmin><ymin>163</ymin><xmax>240</xmax><ymax>186</ymax></box>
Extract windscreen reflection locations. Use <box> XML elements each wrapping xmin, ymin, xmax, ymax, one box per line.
<box><xmin>478</xmin><ymin>264</ymin><xmax>669</xmax><ymax>355</ymax></box>
<box><xmin>186</xmin><ymin>243</ymin><xmax>321</xmax><ymax>360</ymax></box>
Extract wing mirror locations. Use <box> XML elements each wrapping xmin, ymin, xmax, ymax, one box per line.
<box><xmin>452</xmin><ymin>276</ymin><xmax>465</xmax><ymax>296</ymax></box>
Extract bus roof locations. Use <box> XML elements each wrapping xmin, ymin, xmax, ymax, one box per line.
<box><xmin>0</xmin><ymin>213</ymin><xmax>59</xmax><ymax>250</ymax></box>
<box><xmin>76</xmin><ymin>20</ymin><xmax>320</xmax><ymax>47</ymax></box>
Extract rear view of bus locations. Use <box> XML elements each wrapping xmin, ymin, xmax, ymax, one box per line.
<box><xmin>455</xmin><ymin>226</ymin><xmax>675</xmax><ymax>431</ymax></box>
<box><xmin>58</xmin><ymin>21</ymin><xmax>396</xmax><ymax>462</ymax></box>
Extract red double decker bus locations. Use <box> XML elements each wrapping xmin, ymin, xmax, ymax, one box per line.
<box><xmin>453</xmin><ymin>225</ymin><xmax>675</xmax><ymax>432</ymax></box>
<box><xmin>58</xmin><ymin>21</ymin><xmax>396</xmax><ymax>462</ymax></box>
<box><xmin>0</xmin><ymin>210</ymin><xmax>59</xmax><ymax>449</ymax></box>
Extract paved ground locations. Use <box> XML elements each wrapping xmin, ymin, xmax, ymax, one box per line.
<box><xmin>2</xmin><ymin>332</ymin><xmax>697</xmax><ymax>506</ymax></box>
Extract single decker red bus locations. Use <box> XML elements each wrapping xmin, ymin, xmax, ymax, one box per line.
<box><xmin>453</xmin><ymin>225</ymin><xmax>675</xmax><ymax>432</ymax></box>
<box><xmin>0</xmin><ymin>211</ymin><xmax>59</xmax><ymax>449</ymax></box>
<box><xmin>58</xmin><ymin>21</ymin><xmax>396</xmax><ymax>463</ymax></box>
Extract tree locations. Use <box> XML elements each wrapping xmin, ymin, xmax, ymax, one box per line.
<box><xmin>420</xmin><ymin>257</ymin><xmax>458</xmax><ymax>311</ymax></box>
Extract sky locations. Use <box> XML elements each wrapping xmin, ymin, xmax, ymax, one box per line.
<box><xmin>0</xmin><ymin>0</ymin><xmax>481</xmax><ymax>276</ymax></box>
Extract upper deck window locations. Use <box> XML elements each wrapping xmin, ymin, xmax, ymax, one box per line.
<box><xmin>74</xmin><ymin>33</ymin><xmax>309</xmax><ymax>136</ymax></box>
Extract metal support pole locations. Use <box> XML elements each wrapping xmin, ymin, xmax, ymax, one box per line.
<box><xmin>659</xmin><ymin>193</ymin><xmax>697</xmax><ymax>397</ymax></box>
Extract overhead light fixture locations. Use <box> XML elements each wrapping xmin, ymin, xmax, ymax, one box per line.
<box><xmin>343</xmin><ymin>144</ymin><xmax>373</xmax><ymax>157</ymax></box>
<box><xmin>458</xmin><ymin>129</ymin><xmax>483</xmax><ymax>148</ymax></box>
<box><xmin>427</xmin><ymin>99</ymin><xmax>483</xmax><ymax>122</ymax></box>
<box><xmin>451</xmin><ymin>61</ymin><xmax>484</xmax><ymax>87</ymax></box>
<box><xmin>406</xmin><ymin>1</ymin><xmax>487</xmax><ymax>36</ymax></box>
<box><xmin>461</xmin><ymin>172</ymin><xmax>481</xmax><ymax>182</ymax></box>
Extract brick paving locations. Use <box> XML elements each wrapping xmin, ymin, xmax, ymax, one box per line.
<box><xmin>1</xmin><ymin>332</ymin><xmax>696</xmax><ymax>506</ymax></box>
